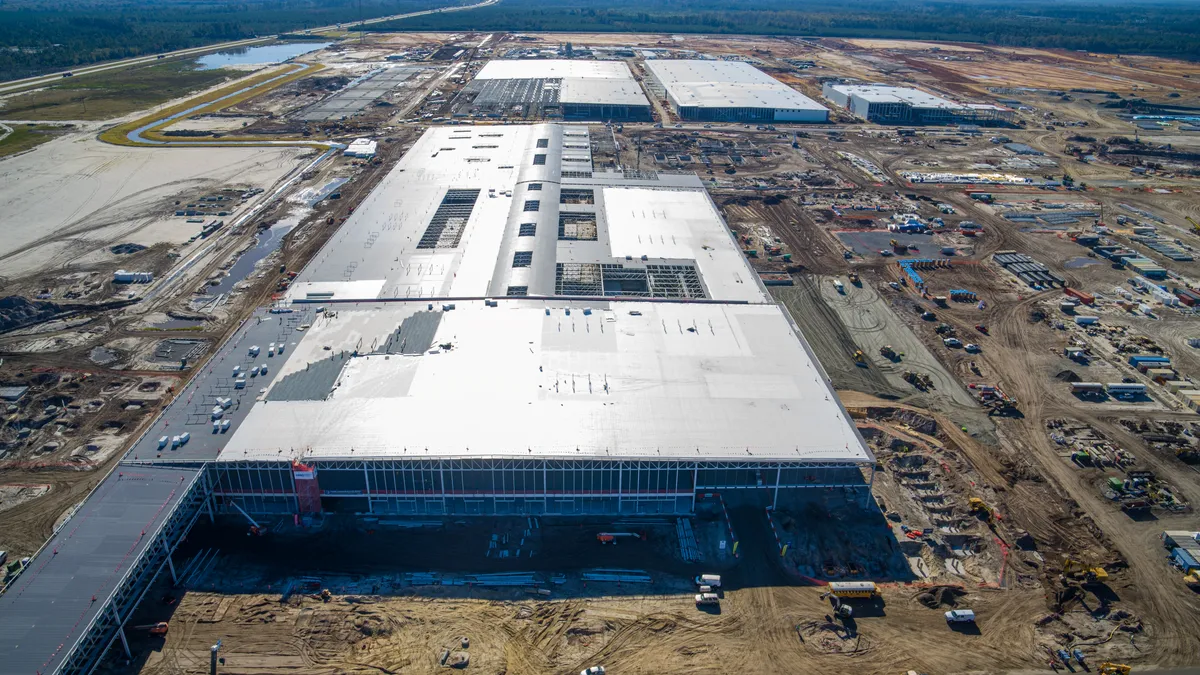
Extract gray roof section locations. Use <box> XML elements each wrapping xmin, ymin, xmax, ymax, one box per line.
<box><xmin>123</xmin><ymin>307</ymin><xmax>319</xmax><ymax>462</ymax></box>
<box><xmin>0</xmin><ymin>465</ymin><xmax>201</xmax><ymax>675</ymax></box>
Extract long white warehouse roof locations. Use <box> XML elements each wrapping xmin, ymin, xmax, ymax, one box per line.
<box><xmin>219</xmin><ymin>299</ymin><xmax>871</xmax><ymax>464</ymax></box>
<box><xmin>474</xmin><ymin>59</ymin><xmax>634</xmax><ymax>80</ymax></box>
<box><xmin>645</xmin><ymin>59</ymin><xmax>828</xmax><ymax>112</ymax></box>
<box><xmin>826</xmin><ymin>84</ymin><xmax>1004</xmax><ymax>111</ymax></box>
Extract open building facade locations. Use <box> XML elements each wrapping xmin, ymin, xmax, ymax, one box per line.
<box><xmin>213</xmin><ymin>122</ymin><xmax>872</xmax><ymax>517</ymax></box>
<box><xmin>461</xmin><ymin>60</ymin><xmax>652</xmax><ymax>121</ymax></box>
<box><xmin>823</xmin><ymin>82</ymin><xmax>1015</xmax><ymax>126</ymax></box>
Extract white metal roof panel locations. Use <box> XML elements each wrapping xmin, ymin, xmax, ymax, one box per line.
<box><xmin>645</xmin><ymin>60</ymin><xmax>827</xmax><ymax>112</ymax></box>
<box><xmin>559</xmin><ymin>77</ymin><xmax>650</xmax><ymax>106</ymax></box>
<box><xmin>474</xmin><ymin>59</ymin><xmax>634</xmax><ymax>80</ymax></box>
<box><xmin>219</xmin><ymin>300</ymin><xmax>870</xmax><ymax>463</ymax></box>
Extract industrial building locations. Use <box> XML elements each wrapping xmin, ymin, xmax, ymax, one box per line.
<box><xmin>246</xmin><ymin>122</ymin><xmax>872</xmax><ymax>516</ymax></box>
<box><xmin>0</xmin><ymin>123</ymin><xmax>871</xmax><ymax>674</ymax></box>
<box><xmin>460</xmin><ymin>60</ymin><xmax>652</xmax><ymax>121</ymax></box>
<box><xmin>823</xmin><ymin>83</ymin><xmax>1015</xmax><ymax>126</ymax></box>
<box><xmin>643</xmin><ymin>60</ymin><xmax>829</xmax><ymax>123</ymax></box>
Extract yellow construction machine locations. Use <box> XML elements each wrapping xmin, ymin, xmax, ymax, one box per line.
<box><xmin>1062</xmin><ymin>556</ymin><xmax>1109</xmax><ymax>583</ymax></box>
<box><xmin>968</xmin><ymin>497</ymin><xmax>996</xmax><ymax>525</ymax></box>
<box><xmin>1187</xmin><ymin>216</ymin><xmax>1200</xmax><ymax>235</ymax></box>
<box><xmin>1097</xmin><ymin>663</ymin><xmax>1131</xmax><ymax>675</ymax></box>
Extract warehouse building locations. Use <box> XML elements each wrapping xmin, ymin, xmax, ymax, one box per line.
<box><xmin>823</xmin><ymin>83</ymin><xmax>1015</xmax><ymax>126</ymax></box>
<box><xmin>643</xmin><ymin>60</ymin><xmax>828</xmax><ymax>123</ymax></box>
<box><xmin>460</xmin><ymin>60</ymin><xmax>651</xmax><ymax>121</ymax></box>
<box><xmin>213</xmin><ymin>122</ymin><xmax>872</xmax><ymax>517</ymax></box>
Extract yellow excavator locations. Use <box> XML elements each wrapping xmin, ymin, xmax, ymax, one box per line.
<box><xmin>968</xmin><ymin>497</ymin><xmax>996</xmax><ymax>525</ymax></box>
<box><xmin>1062</xmin><ymin>556</ymin><xmax>1109</xmax><ymax>584</ymax></box>
<box><xmin>1098</xmin><ymin>663</ymin><xmax>1131</xmax><ymax>675</ymax></box>
<box><xmin>1186</xmin><ymin>216</ymin><xmax>1200</xmax><ymax>235</ymax></box>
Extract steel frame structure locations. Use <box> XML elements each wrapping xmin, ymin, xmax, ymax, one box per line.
<box><xmin>61</xmin><ymin>470</ymin><xmax>214</xmax><ymax>675</ymax></box>
<box><xmin>212</xmin><ymin>457</ymin><xmax>874</xmax><ymax>516</ymax></box>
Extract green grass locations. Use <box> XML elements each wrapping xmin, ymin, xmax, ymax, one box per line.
<box><xmin>0</xmin><ymin>123</ymin><xmax>61</xmax><ymax>158</ymax></box>
<box><xmin>100</xmin><ymin>62</ymin><xmax>328</xmax><ymax>148</ymax></box>
<box><xmin>0</xmin><ymin>60</ymin><xmax>239</xmax><ymax>121</ymax></box>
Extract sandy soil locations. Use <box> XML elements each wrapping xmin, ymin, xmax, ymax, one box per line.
<box><xmin>0</xmin><ymin>132</ymin><xmax>307</xmax><ymax>278</ymax></box>
<box><xmin>842</xmin><ymin>39</ymin><xmax>984</xmax><ymax>53</ymax></box>
<box><xmin>165</xmin><ymin>116</ymin><xmax>261</xmax><ymax>132</ymax></box>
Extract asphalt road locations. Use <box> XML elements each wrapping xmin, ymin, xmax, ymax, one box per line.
<box><xmin>0</xmin><ymin>0</ymin><xmax>500</xmax><ymax>96</ymax></box>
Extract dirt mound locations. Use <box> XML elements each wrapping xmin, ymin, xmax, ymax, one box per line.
<box><xmin>915</xmin><ymin>585</ymin><xmax>967</xmax><ymax>608</ymax></box>
<box><xmin>1056</xmin><ymin>370</ymin><xmax>1081</xmax><ymax>382</ymax></box>
<box><xmin>0</xmin><ymin>296</ymin><xmax>62</xmax><ymax>333</ymax></box>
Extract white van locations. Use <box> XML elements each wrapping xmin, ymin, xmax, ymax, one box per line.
<box><xmin>945</xmin><ymin>609</ymin><xmax>976</xmax><ymax>623</ymax></box>
<box><xmin>694</xmin><ymin>574</ymin><xmax>721</xmax><ymax>588</ymax></box>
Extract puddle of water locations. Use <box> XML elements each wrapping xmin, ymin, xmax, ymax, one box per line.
<box><xmin>89</xmin><ymin>346</ymin><xmax>118</xmax><ymax>365</ymax></box>
<box><xmin>201</xmin><ymin>219</ymin><xmax>298</xmax><ymax>296</ymax></box>
<box><xmin>1064</xmin><ymin>256</ymin><xmax>1101</xmax><ymax>269</ymax></box>
<box><xmin>196</xmin><ymin>42</ymin><xmax>330</xmax><ymax>70</ymax></box>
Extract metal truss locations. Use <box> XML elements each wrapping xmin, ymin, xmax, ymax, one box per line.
<box><xmin>63</xmin><ymin>471</ymin><xmax>213</xmax><ymax>675</ymax></box>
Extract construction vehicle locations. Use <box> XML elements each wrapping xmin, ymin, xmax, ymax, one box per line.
<box><xmin>903</xmin><ymin>371</ymin><xmax>932</xmax><ymax>391</ymax></box>
<box><xmin>890</xmin><ymin>238</ymin><xmax>908</xmax><ymax>253</ymax></box>
<box><xmin>969</xmin><ymin>497</ymin><xmax>996</xmax><ymax>525</ymax></box>
<box><xmin>880</xmin><ymin>345</ymin><xmax>899</xmax><ymax>361</ymax></box>
<box><xmin>597</xmin><ymin>532</ymin><xmax>642</xmax><ymax>544</ymax></box>
<box><xmin>132</xmin><ymin>622</ymin><xmax>170</xmax><ymax>636</ymax></box>
<box><xmin>819</xmin><ymin>591</ymin><xmax>854</xmax><ymax>618</ymax></box>
<box><xmin>969</xmin><ymin>361</ymin><xmax>981</xmax><ymax>375</ymax></box>
<box><xmin>1184</xmin><ymin>572</ymin><xmax>1200</xmax><ymax>590</ymax></box>
<box><xmin>1098</xmin><ymin>663</ymin><xmax>1132</xmax><ymax>675</ymax></box>
<box><xmin>1062</xmin><ymin>557</ymin><xmax>1109</xmax><ymax>583</ymax></box>
<box><xmin>848</xmin><ymin>271</ymin><xmax>861</xmax><ymax>286</ymax></box>
<box><xmin>834</xmin><ymin>279</ymin><xmax>845</xmax><ymax>293</ymax></box>
<box><xmin>312</xmin><ymin>589</ymin><xmax>332</xmax><ymax>602</ymax></box>
<box><xmin>852</xmin><ymin>350</ymin><xmax>868</xmax><ymax>367</ymax></box>
<box><xmin>1187</xmin><ymin>216</ymin><xmax>1200</xmax><ymax>235</ymax></box>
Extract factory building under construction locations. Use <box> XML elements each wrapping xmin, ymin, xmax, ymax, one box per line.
<box><xmin>644</xmin><ymin>59</ymin><xmax>829</xmax><ymax>123</ymax></box>
<box><xmin>822</xmin><ymin>82</ymin><xmax>1016</xmax><ymax>126</ymax></box>
<box><xmin>0</xmin><ymin>123</ymin><xmax>872</xmax><ymax>675</ymax></box>
<box><xmin>460</xmin><ymin>60</ymin><xmax>652</xmax><ymax>121</ymax></box>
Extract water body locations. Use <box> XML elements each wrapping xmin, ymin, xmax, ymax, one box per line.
<box><xmin>196</xmin><ymin>42</ymin><xmax>330</xmax><ymax>70</ymax></box>
<box><xmin>1064</xmin><ymin>256</ymin><xmax>1101</xmax><ymax>269</ymax></box>
<box><xmin>202</xmin><ymin>220</ymin><xmax>297</xmax><ymax>296</ymax></box>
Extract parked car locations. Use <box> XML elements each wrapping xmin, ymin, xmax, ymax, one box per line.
<box><xmin>945</xmin><ymin>609</ymin><xmax>976</xmax><ymax>623</ymax></box>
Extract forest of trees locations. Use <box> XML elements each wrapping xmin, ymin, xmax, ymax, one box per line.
<box><xmin>4</xmin><ymin>0</ymin><xmax>1200</xmax><ymax>82</ymax></box>
<box><xmin>0</xmin><ymin>0</ymin><xmax>462</xmax><ymax>80</ymax></box>
<box><xmin>370</xmin><ymin>0</ymin><xmax>1200</xmax><ymax>60</ymax></box>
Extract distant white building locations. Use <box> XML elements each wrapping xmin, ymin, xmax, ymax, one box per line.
<box><xmin>344</xmin><ymin>138</ymin><xmax>378</xmax><ymax>158</ymax></box>
<box><xmin>643</xmin><ymin>60</ymin><xmax>828</xmax><ymax>123</ymax></box>
<box><xmin>113</xmin><ymin>270</ymin><xmax>153</xmax><ymax>284</ymax></box>
<box><xmin>823</xmin><ymin>83</ymin><xmax>1014</xmax><ymax>126</ymax></box>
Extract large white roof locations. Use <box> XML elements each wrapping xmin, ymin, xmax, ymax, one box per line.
<box><xmin>645</xmin><ymin>60</ymin><xmax>827</xmax><ymax>112</ymax></box>
<box><xmin>827</xmin><ymin>84</ymin><xmax>978</xmax><ymax>110</ymax></box>
<box><xmin>219</xmin><ymin>300</ymin><xmax>870</xmax><ymax>463</ymax></box>
<box><xmin>287</xmin><ymin>124</ymin><xmax>768</xmax><ymax>304</ymax></box>
<box><xmin>474</xmin><ymin>59</ymin><xmax>633</xmax><ymax>80</ymax></box>
<box><xmin>559</xmin><ymin>78</ymin><xmax>649</xmax><ymax>106</ymax></box>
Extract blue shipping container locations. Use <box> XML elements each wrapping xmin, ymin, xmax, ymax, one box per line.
<box><xmin>1129</xmin><ymin>355</ymin><xmax>1170</xmax><ymax>366</ymax></box>
<box><xmin>1173</xmin><ymin>547</ymin><xmax>1200</xmax><ymax>573</ymax></box>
